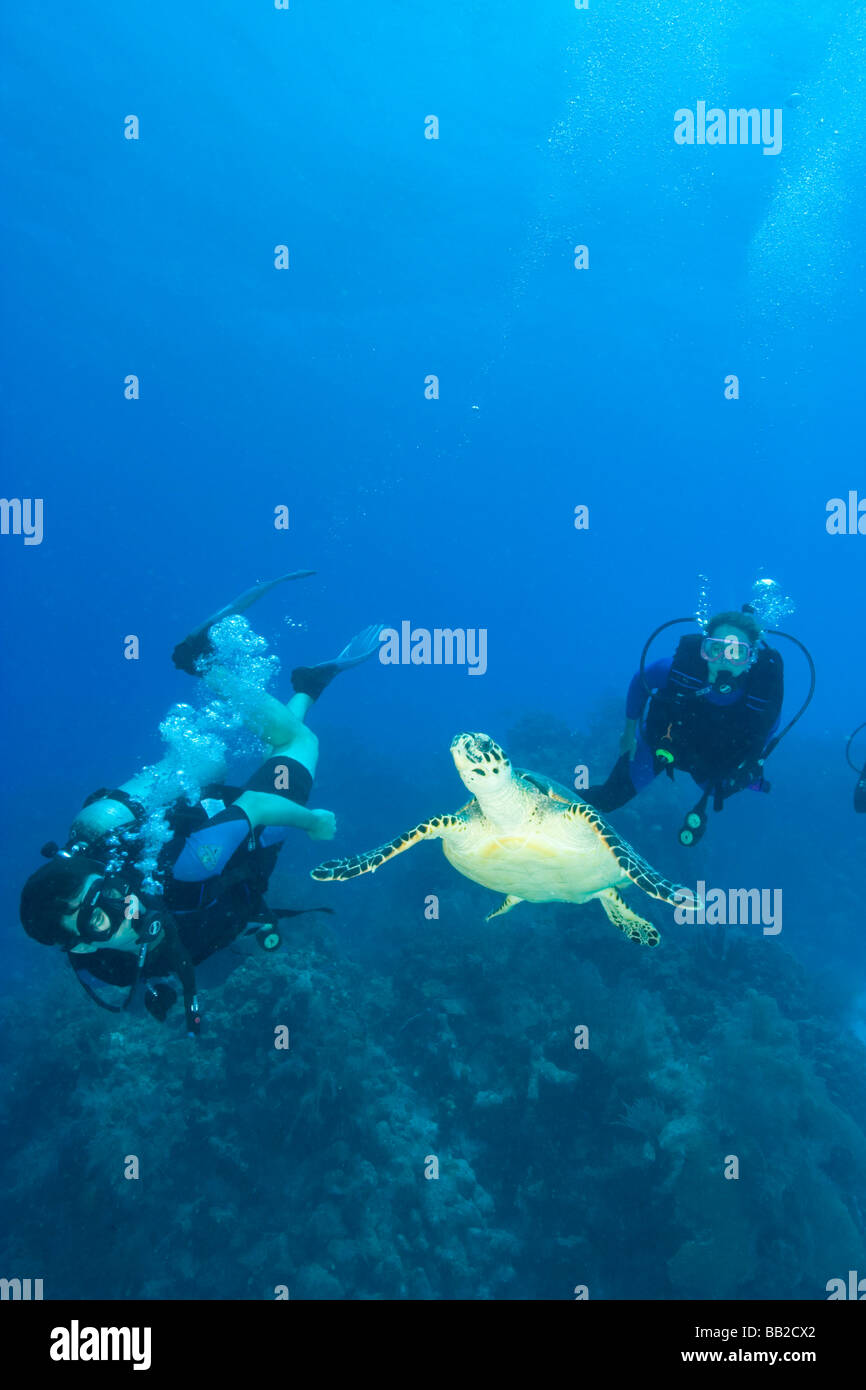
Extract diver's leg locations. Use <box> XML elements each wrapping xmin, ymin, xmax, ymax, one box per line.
<box><xmin>173</xmin><ymin>732</ymin><xmax>325</xmax><ymax>880</ymax></box>
<box><xmin>584</xmin><ymin>733</ymin><xmax>657</xmax><ymax>812</ymax></box>
<box><xmin>223</xmin><ymin>623</ymin><xmax>386</xmax><ymax>834</ymax></box>
<box><xmin>196</xmin><ymin>667</ymin><xmax>318</xmax><ymax>755</ymax></box>
<box><xmin>290</xmin><ymin>623</ymin><xmax>383</xmax><ymax>700</ymax></box>
<box><xmin>263</xmin><ymin>625</ymin><xmax>383</xmax><ymax>772</ymax></box>
<box><xmin>192</xmin><ymin>624</ymin><xmax>381</xmax><ymax>746</ymax></box>
<box><xmin>630</xmin><ymin>734</ymin><xmax>660</xmax><ymax>792</ymax></box>
<box><xmin>172</xmin><ymin>622</ymin><xmax>382</xmax><ymax>846</ymax></box>
<box><xmin>583</xmin><ymin>754</ymin><xmax>637</xmax><ymax>812</ymax></box>
<box><xmin>198</xmin><ymin>664</ymin><xmax>312</xmax><ymax>749</ymax></box>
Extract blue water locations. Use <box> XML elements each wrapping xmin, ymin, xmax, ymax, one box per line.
<box><xmin>2</xmin><ymin>1</ymin><xmax>865</xmax><ymax>1300</ymax></box>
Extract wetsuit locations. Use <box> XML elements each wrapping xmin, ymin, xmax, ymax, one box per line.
<box><xmin>586</xmin><ymin>643</ymin><xmax>782</xmax><ymax>813</ymax></box>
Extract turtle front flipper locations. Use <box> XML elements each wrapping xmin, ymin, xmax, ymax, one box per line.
<box><xmin>485</xmin><ymin>894</ymin><xmax>524</xmax><ymax>922</ymax></box>
<box><xmin>596</xmin><ymin>888</ymin><xmax>661</xmax><ymax>947</ymax></box>
<box><xmin>312</xmin><ymin>813</ymin><xmax>467</xmax><ymax>882</ymax></box>
<box><xmin>563</xmin><ymin>801</ymin><xmax>687</xmax><ymax>905</ymax></box>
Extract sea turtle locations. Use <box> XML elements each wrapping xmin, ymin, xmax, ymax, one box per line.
<box><xmin>312</xmin><ymin>732</ymin><xmax>687</xmax><ymax>946</ymax></box>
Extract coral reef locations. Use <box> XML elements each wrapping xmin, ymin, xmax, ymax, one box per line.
<box><xmin>2</xmin><ymin>713</ymin><xmax>865</xmax><ymax>1300</ymax></box>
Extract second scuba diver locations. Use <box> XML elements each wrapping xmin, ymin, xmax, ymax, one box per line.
<box><xmin>18</xmin><ymin>574</ymin><xmax>382</xmax><ymax>1036</ymax></box>
<box><xmin>584</xmin><ymin>606</ymin><xmax>810</xmax><ymax>846</ymax></box>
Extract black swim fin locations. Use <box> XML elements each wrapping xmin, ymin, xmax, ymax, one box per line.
<box><xmin>173</xmin><ymin>571</ymin><xmax>315</xmax><ymax>674</ymax></box>
<box><xmin>291</xmin><ymin>623</ymin><xmax>384</xmax><ymax>699</ymax></box>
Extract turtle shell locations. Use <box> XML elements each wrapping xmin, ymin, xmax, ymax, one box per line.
<box><xmin>514</xmin><ymin>768</ymin><xmax>581</xmax><ymax>805</ymax></box>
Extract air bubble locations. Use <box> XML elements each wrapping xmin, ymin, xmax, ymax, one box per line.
<box><xmin>126</xmin><ymin>616</ymin><xmax>279</xmax><ymax>890</ymax></box>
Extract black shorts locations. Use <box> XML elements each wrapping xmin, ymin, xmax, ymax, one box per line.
<box><xmin>242</xmin><ymin>756</ymin><xmax>313</xmax><ymax>806</ymax></box>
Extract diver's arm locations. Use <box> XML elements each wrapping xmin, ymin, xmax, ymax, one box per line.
<box><xmin>172</xmin><ymin>797</ymin><xmax>335</xmax><ymax>884</ymax></box>
<box><xmin>620</xmin><ymin>718</ymin><xmax>638</xmax><ymax>757</ymax></box>
<box><xmin>233</xmin><ymin>790</ymin><xmax>334</xmax><ymax>839</ymax></box>
<box><xmin>620</xmin><ymin>658</ymin><xmax>672</xmax><ymax>754</ymax></box>
<box><xmin>625</xmin><ymin>658</ymin><xmax>672</xmax><ymax>720</ymax></box>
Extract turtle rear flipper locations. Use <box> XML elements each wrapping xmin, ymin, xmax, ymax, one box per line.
<box><xmin>597</xmin><ymin>887</ymin><xmax>661</xmax><ymax>947</ymax></box>
<box><xmin>485</xmin><ymin>894</ymin><xmax>524</xmax><ymax>921</ymax></box>
<box><xmin>312</xmin><ymin>813</ymin><xmax>467</xmax><ymax>881</ymax></box>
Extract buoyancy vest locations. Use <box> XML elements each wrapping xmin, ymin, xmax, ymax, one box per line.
<box><xmin>643</xmin><ymin>635</ymin><xmax>784</xmax><ymax>786</ymax></box>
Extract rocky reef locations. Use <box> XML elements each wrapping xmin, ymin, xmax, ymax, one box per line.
<box><xmin>2</xmin><ymin>712</ymin><xmax>864</xmax><ymax>1300</ymax></box>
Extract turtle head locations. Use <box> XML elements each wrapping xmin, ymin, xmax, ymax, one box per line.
<box><xmin>450</xmin><ymin>733</ymin><xmax>514</xmax><ymax>802</ymax></box>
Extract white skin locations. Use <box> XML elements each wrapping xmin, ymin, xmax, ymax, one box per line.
<box><xmin>620</xmin><ymin>622</ymin><xmax>757</xmax><ymax>757</ymax></box>
<box><xmin>65</xmin><ymin>669</ymin><xmax>336</xmax><ymax>954</ymax></box>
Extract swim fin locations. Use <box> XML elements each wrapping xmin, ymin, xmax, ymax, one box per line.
<box><xmin>173</xmin><ymin>571</ymin><xmax>315</xmax><ymax>675</ymax></box>
<box><xmin>291</xmin><ymin>623</ymin><xmax>384</xmax><ymax>699</ymax></box>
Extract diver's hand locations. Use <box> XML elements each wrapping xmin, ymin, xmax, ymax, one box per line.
<box><xmin>619</xmin><ymin>731</ymin><xmax>637</xmax><ymax>758</ymax></box>
<box><xmin>723</xmin><ymin>763</ymin><xmax>765</xmax><ymax>796</ymax></box>
<box><xmin>307</xmin><ymin>809</ymin><xmax>337</xmax><ymax>841</ymax></box>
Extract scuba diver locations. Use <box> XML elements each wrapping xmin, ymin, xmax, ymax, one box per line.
<box><xmin>584</xmin><ymin>606</ymin><xmax>815</xmax><ymax>846</ymax></box>
<box><xmin>847</xmin><ymin>723</ymin><xmax>866</xmax><ymax>813</ymax></box>
<box><xmin>18</xmin><ymin>573</ymin><xmax>383</xmax><ymax>1036</ymax></box>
